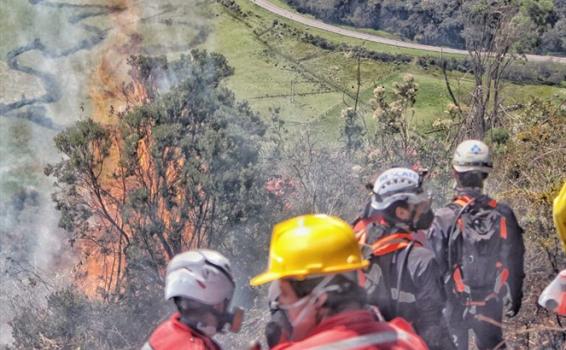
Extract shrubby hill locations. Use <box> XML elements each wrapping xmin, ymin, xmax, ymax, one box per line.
<box><xmin>283</xmin><ymin>0</ymin><xmax>566</xmax><ymax>55</ymax></box>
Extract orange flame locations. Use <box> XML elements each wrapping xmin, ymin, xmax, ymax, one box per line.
<box><xmin>77</xmin><ymin>0</ymin><xmax>200</xmax><ymax>297</ymax></box>
<box><xmin>78</xmin><ymin>0</ymin><xmax>146</xmax><ymax>297</ymax></box>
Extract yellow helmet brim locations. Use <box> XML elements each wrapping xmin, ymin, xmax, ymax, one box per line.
<box><xmin>250</xmin><ymin>272</ymin><xmax>282</xmax><ymax>286</ymax></box>
<box><xmin>250</xmin><ymin>259</ymin><xmax>369</xmax><ymax>287</ymax></box>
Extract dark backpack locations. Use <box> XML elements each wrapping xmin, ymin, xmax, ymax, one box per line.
<box><xmin>447</xmin><ymin>195</ymin><xmax>509</xmax><ymax>295</ymax></box>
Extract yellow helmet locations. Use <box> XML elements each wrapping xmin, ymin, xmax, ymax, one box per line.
<box><xmin>250</xmin><ymin>214</ymin><xmax>368</xmax><ymax>286</ymax></box>
<box><xmin>554</xmin><ymin>182</ymin><xmax>566</xmax><ymax>253</ymax></box>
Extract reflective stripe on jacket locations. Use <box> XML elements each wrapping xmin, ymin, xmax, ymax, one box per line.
<box><xmin>272</xmin><ymin>310</ymin><xmax>428</xmax><ymax>350</ymax></box>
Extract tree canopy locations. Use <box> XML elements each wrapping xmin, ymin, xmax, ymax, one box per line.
<box><xmin>284</xmin><ymin>0</ymin><xmax>566</xmax><ymax>55</ymax></box>
<box><xmin>44</xmin><ymin>50</ymin><xmax>276</xmax><ymax>300</ymax></box>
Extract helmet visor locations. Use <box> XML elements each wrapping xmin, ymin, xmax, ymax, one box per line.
<box><xmin>371</xmin><ymin>189</ymin><xmax>430</xmax><ymax>211</ymax></box>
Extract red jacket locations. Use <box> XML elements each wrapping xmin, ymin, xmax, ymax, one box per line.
<box><xmin>143</xmin><ymin>313</ymin><xmax>221</xmax><ymax>350</ymax></box>
<box><xmin>272</xmin><ymin>310</ymin><xmax>428</xmax><ymax>350</ymax></box>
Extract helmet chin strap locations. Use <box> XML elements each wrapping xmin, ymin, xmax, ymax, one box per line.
<box><xmin>278</xmin><ymin>276</ymin><xmax>336</xmax><ymax>311</ymax></box>
<box><xmin>278</xmin><ymin>276</ymin><xmax>340</xmax><ymax>333</ymax></box>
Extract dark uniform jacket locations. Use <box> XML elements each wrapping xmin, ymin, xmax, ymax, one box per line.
<box><xmin>362</xmin><ymin>225</ymin><xmax>453</xmax><ymax>350</ymax></box>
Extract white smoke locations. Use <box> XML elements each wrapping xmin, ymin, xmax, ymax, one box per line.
<box><xmin>0</xmin><ymin>0</ymin><xmax>216</xmax><ymax>346</ymax></box>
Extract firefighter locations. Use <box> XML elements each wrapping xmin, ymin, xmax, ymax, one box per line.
<box><xmin>538</xmin><ymin>270</ymin><xmax>566</xmax><ymax>316</ymax></box>
<box><xmin>143</xmin><ymin>249</ymin><xmax>243</xmax><ymax>350</ymax></box>
<box><xmin>426</xmin><ymin>140</ymin><xmax>525</xmax><ymax>350</ymax></box>
<box><xmin>538</xmin><ymin>181</ymin><xmax>566</xmax><ymax>316</ymax></box>
<box><xmin>357</xmin><ymin>167</ymin><xmax>453</xmax><ymax>350</ymax></box>
<box><xmin>553</xmin><ymin>181</ymin><xmax>566</xmax><ymax>252</ymax></box>
<box><xmin>251</xmin><ymin>214</ymin><xmax>429</xmax><ymax>350</ymax></box>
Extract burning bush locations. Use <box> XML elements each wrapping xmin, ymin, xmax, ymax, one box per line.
<box><xmin>10</xmin><ymin>51</ymin><xmax>283</xmax><ymax>349</ymax></box>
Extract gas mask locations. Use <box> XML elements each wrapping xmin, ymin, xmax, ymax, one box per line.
<box><xmin>205</xmin><ymin>304</ymin><xmax>244</xmax><ymax>335</ymax></box>
<box><xmin>192</xmin><ymin>306</ymin><xmax>244</xmax><ymax>336</ymax></box>
<box><xmin>266</xmin><ymin>281</ymin><xmax>292</xmax><ymax>348</ymax></box>
<box><xmin>179</xmin><ymin>298</ymin><xmax>244</xmax><ymax>336</ymax></box>
<box><xmin>414</xmin><ymin>208</ymin><xmax>434</xmax><ymax>230</ymax></box>
<box><xmin>410</xmin><ymin>197</ymin><xmax>434</xmax><ymax>231</ymax></box>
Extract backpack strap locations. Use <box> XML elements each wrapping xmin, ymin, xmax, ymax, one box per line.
<box><xmin>370</xmin><ymin>234</ymin><xmax>420</xmax><ymax>313</ymax></box>
<box><xmin>446</xmin><ymin>195</ymin><xmax>476</xmax><ymax>296</ymax></box>
<box><xmin>394</xmin><ymin>241</ymin><xmax>416</xmax><ymax>315</ymax></box>
<box><xmin>353</xmin><ymin>214</ymin><xmax>385</xmax><ymax>246</ymax></box>
<box><xmin>447</xmin><ymin>195</ymin><xmax>475</xmax><ymax>270</ymax></box>
<box><xmin>453</xmin><ymin>195</ymin><xmax>473</xmax><ymax>208</ymax></box>
<box><xmin>370</xmin><ymin>233</ymin><xmax>418</xmax><ymax>256</ymax></box>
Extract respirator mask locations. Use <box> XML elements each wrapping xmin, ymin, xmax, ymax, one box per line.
<box><xmin>272</xmin><ymin>276</ymin><xmax>340</xmax><ymax>341</ymax></box>
<box><xmin>411</xmin><ymin>196</ymin><xmax>434</xmax><ymax>231</ymax></box>
<box><xmin>177</xmin><ymin>298</ymin><xmax>244</xmax><ymax>336</ymax></box>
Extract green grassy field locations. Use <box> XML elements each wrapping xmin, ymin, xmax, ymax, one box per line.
<box><xmin>1</xmin><ymin>0</ymin><xmax>563</xmax><ymax>146</ymax></box>
<box><xmin>204</xmin><ymin>0</ymin><xmax>564</xmax><ymax>141</ymax></box>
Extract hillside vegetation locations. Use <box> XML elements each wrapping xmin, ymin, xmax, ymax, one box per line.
<box><xmin>283</xmin><ymin>0</ymin><xmax>566</xmax><ymax>55</ymax></box>
<box><xmin>206</xmin><ymin>0</ymin><xmax>565</xmax><ymax>142</ymax></box>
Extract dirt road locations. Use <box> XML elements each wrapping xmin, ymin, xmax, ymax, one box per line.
<box><xmin>251</xmin><ymin>0</ymin><xmax>566</xmax><ymax>64</ymax></box>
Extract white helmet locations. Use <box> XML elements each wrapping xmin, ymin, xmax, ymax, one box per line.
<box><xmin>453</xmin><ymin>140</ymin><xmax>492</xmax><ymax>173</ymax></box>
<box><xmin>165</xmin><ymin>249</ymin><xmax>235</xmax><ymax>305</ymax></box>
<box><xmin>371</xmin><ymin>167</ymin><xmax>428</xmax><ymax>211</ymax></box>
